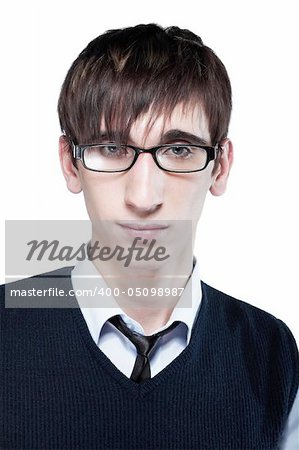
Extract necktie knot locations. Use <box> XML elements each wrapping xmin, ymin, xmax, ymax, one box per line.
<box><xmin>108</xmin><ymin>315</ymin><xmax>180</xmax><ymax>382</ymax></box>
<box><xmin>129</xmin><ymin>332</ymin><xmax>159</xmax><ymax>356</ymax></box>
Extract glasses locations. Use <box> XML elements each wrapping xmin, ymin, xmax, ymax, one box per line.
<box><xmin>72</xmin><ymin>142</ymin><xmax>221</xmax><ymax>173</ymax></box>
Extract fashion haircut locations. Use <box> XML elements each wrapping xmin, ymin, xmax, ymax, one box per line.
<box><xmin>58</xmin><ymin>23</ymin><xmax>232</xmax><ymax>152</ymax></box>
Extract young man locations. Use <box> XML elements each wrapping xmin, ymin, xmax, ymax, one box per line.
<box><xmin>1</xmin><ymin>24</ymin><xmax>298</xmax><ymax>449</ymax></box>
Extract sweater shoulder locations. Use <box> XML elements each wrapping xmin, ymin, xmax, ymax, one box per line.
<box><xmin>201</xmin><ymin>281</ymin><xmax>292</xmax><ymax>332</ymax></box>
<box><xmin>201</xmin><ymin>281</ymin><xmax>299</xmax><ymax>404</ymax></box>
<box><xmin>0</xmin><ymin>266</ymin><xmax>74</xmax><ymax>309</ymax></box>
<box><xmin>200</xmin><ymin>281</ymin><xmax>299</xmax><ymax>366</ymax></box>
<box><xmin>1</xmin><ymin>266</ymin><xmax>73</xmax><ymax>286</ymax></box>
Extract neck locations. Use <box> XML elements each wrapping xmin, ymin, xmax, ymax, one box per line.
<box><xmin>89</xmin><ymin>236</ymin><xmax>193</xmax><ymax>333</ymax></box>
<box><xmin>123</xmin><ymin>307</ymin><xmax>174</xmax><ymax>335</ymax></box>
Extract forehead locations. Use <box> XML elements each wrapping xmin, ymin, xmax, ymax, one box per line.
<box><xmin>99</xmin><ymin>102</ymin><xmax>211</xmax><ymax>147</ymax></box>
<box><xmin>128</xmin><ymin>102</ymin><xmax>211</xmax><ymax>146</ymax></box>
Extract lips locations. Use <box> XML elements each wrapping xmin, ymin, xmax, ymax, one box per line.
<box><xmin>117</xmin><ymin>222</ymin><xmax>169</xmax><ymax>239</ymax></box>
<box><xmin>118</xmin><ymin>223</ymin><xmax>169</xmax><ymax>230</ymax></box>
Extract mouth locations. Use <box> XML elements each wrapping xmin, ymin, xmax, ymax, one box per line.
<box><xmin>117</xmin><ymin>222</ymin><xmax>170</xmax><ymax>240</ymax></box>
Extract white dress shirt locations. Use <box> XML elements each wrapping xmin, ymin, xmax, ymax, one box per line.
<box><xmin>71</xmin><ymin>258</ymin><xmax>298</xmax><ymax>449</ymax></box>
<box><xmin>71</xmin><ymin>257</ymin><xmax>201</xmax><ymax>377</ymax></box>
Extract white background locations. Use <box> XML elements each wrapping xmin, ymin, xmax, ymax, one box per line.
<box><xmin>0</xmin><ymin>1</ymin><xmax>298</xmax><ymax>344</ymax></box>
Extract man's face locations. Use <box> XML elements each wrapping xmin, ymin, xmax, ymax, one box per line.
<box><xmin>60</xmin><ymin>102</ymin><xmax>232</xmax><ymax>263</ymax></box>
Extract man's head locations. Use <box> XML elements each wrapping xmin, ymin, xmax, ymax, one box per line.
<box><xmin>58</xmin><ymin>24</ymin><xmax>233</xmax><ymax>253</ymax></box>
<box><xmin>58</xmin><ymin>23</ymin><xmax>232</xmax><ymax>148</ymax></box>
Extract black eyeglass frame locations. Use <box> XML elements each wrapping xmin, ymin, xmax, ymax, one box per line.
<box><xmin>72</xmin><ymin>142</ymin><xmax>222</xmax><ymax>173</ymax></box>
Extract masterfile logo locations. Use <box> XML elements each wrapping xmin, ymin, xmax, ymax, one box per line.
<box><xmin>4</xmin><ymin>220</ymin><xmax>193</xmax><ymax>309</ymax></box>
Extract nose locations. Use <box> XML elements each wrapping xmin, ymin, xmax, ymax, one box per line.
<box><xmin>124</xmin><ymin>152</ymin><xmax>164</xmax><ymax>216</ymax></box>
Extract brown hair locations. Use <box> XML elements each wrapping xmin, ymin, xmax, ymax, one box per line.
<box><xmin>58</xmin><ymin>23</ymin><xmax>232</xmax><ymax>149</ymax></box>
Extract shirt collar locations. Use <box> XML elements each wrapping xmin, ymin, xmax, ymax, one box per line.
<box><xmin>71</xmin><ymin>257</ymin><xmax>201</xmax><ymax>345</ymax></box>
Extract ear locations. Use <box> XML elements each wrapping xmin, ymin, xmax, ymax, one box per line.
<box><xmin>210</xmin><ymin>138</ymin><xmax>233</xmax><ymax>196</ymax></box>
<box><xmin>59</xmin><ymin>135</ymin><xmax>82</xmax><ymax>193</ymax></box>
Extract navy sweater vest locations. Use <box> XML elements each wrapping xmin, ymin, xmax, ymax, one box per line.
<box><xmin>1</xmin><ymin>267</ymin><xmax>298</xmax><ymax>450</ymax></box>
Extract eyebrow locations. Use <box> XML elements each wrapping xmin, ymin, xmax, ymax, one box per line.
<box><xmin>160</xmin><ymin>129</ymin><xmax>209</xmax><ymax>146</ymax></box>
<box><xmin>96</xmin><ymin>129</ymin><xmax>209</xmax><ymax>146</ymax></box>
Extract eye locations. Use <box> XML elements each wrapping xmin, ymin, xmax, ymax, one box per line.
<box><xmin>105</xmin><ymin>145</ymin><xmax>118</xmax><ymax>153</ymax></box>
<box><xmin>172</xmin><ymin>146</ymin><xmax>191</xmax><ymax>156</ymax></box>
<box><xmin>102</xmin><ymin>145</ymin><xmax>123</xmax><ymax>156</ymax></box>
<box><xmin>87</xmin><ymin>145</ymin><xmax>130</xmax><ymax>158</ymax></box>
<box><xmin>161</xmin><ymin>145</ymin><xmax>193</xmax><ymax>158</ymax></box>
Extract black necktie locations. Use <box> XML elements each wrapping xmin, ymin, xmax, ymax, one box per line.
<box><xmin>109</xmin><ymin>315</ymin><xmax>180</xmax><ymax>383</ymax></box>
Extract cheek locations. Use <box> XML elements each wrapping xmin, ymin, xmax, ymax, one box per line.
<box><xmin>80</xmin><ymin>173</ymin><xmax>124</xmax><ymax>220</ymax></box>
<box><xmin>167</xmin><ymin>174</ymin><xmax>212</xmax><ymax>216</ymax></box>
